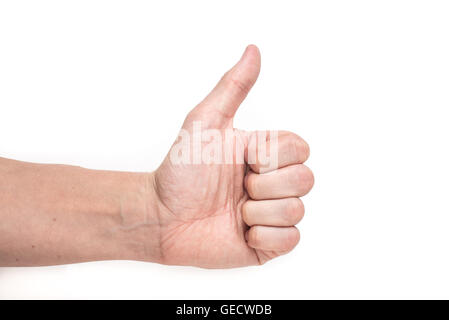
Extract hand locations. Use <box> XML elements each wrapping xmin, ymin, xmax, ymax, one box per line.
<box><xmin>0</xmin><ymin>45</ymin><xmax>313</xmax><ymax>268</ymax></box>
<box><xmin>151</xmin><ymin>45</ymin><xmax>314</xmax><ymax>268</ymax></box>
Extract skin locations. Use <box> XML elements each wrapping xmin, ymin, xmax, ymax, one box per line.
<box><xmin>0</xmin><ymin>45</ymin><xmax>313</xmax><ymax>268</ymax></box>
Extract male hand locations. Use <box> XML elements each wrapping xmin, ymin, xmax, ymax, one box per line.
<box><xmin>152</xmin><ymin>45</ymin><xmax>314</xmax><ymax>268</ymax></box>
<box><xmin>0</xmin><ymin>45</ymin><xmax>313</xmax><ymax>268</ymax></box>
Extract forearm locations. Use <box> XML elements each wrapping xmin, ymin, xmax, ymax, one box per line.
<box><xmin>0</xmin><ymin>157</ymin><xmax>162</xmax><ymax>266</ymax></box>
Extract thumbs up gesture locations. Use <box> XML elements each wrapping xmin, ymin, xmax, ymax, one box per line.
<box><xmin>151</xmin><ymin>45</ymin><xmax>313</xmax><ymax>268</ymax></box>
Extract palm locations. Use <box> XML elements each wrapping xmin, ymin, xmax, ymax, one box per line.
<box><xmin>154</xmin><ymin>127</ymin><xmax>262</xmax><ymax>268</ymax></box>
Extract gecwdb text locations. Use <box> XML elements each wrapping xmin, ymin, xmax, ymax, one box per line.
<box><xmin>176</xmin><ymin>304</ymin><xmax>272</xmax><ymax>317</ymax></box>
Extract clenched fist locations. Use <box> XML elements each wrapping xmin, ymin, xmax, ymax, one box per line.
<box><xmin>151</xmin><ymin>45</ymin><xmax>314</xmax><ymax>268</ymax></box>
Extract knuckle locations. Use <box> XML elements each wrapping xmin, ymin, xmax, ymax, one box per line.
<box><xmin>291</xmin><ymin>228</ymin><xmax>301</xmax><ymax>245</ymax></box>
<box><xmin>285</xmin><ymin>198</ymin><xmax>304</xmax><ymax>225</ymax></box>
<box><xmin>226</xmin><ymin>73</ymin><xmax>251</xmax><ymax>95</ymax></box>
<box><xmin>295</xmin><ymin>138</ymin><xmax>310</xmax><ymax>163</ymax></box>
<box><xmin>302</xmin><ymin>166</ymin><xmax>315</xmax><ymax>190</ymax></box>
<box><xmin>287</xmin><ymin>134</ymin><xmax>310</xmax><ymax>163</ymax></box>
<box><xmin>283</xmin><ymin>132</ymin><xmax>310</xmax><ymax>163</ymax></box>
<box><xmin>293</xmin><ymin>165</ymin><xmax>314</xmax><ymax>195</ymax></box>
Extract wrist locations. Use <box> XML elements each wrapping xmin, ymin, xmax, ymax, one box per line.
<box><xmin>113</xmin><ymin>171</ymin><xmax>164</xmax><ymax>264</ymax></box>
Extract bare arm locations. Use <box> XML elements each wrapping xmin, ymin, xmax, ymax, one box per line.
<box><xmin>0</xmin><ymin>157</ymin><xmax>162</xmax><ymax>266</ymax></box>
<box><xmin>0</xmin><ymin>46</ymin><xmax>313</xmax><ymax>269</ymax></box>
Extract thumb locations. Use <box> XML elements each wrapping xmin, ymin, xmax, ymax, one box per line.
<box><xmin>186</xmin><ymin>45</ymin><xmax>261</xmax><ymax>128</ymax></box>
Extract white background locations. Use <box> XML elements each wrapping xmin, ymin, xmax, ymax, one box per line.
<box><xmin>1</xmin><ymin>0</ymin><xmax>449</xmax><ymax>299</ymax></box>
